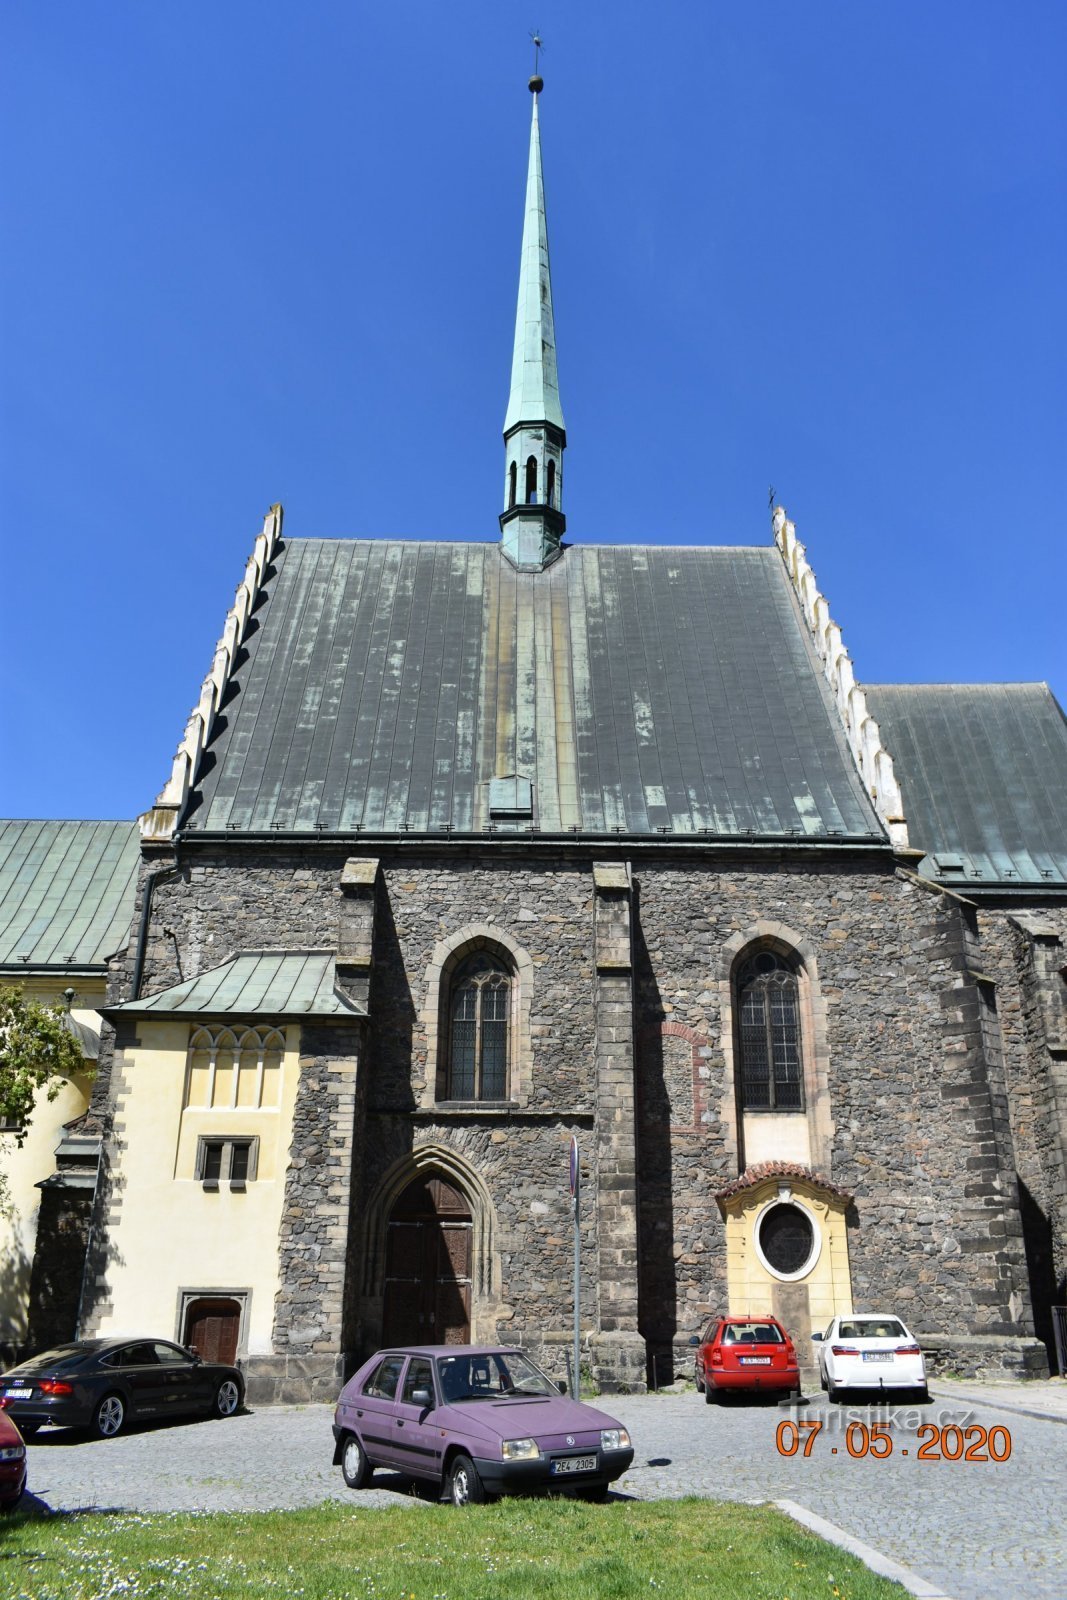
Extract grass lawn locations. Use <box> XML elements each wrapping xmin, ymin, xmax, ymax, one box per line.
<box><xmin>0</xmin><ymin>1497</ymin><xmax>909</xmax><ymax>1600</ymax></box>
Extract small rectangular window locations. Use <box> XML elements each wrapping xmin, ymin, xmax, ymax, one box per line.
<box><xmin>196</xmin><ymin>1136</ymin><xmax>258</xmax><ymax>1187</ymax></box>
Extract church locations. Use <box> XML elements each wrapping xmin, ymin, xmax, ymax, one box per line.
<box><xmin>3</xmin><ymin>74</ymin><xmax>1065</xmax><ymax>1396</ymax></box>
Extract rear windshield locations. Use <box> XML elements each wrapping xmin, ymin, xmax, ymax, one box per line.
<box><xmin>839</xmin><ymin>1320</ymin><xmax>907</xmax><ymax>1340</ymax></box>
<box><xmin>8</xmin><ymin>1343</ymin><xmax>104</xmax><ymax>1373</ymax></box>
<box><xmin>722</xmin><ymin>1323</ymin><xmax>784</xmax><ymax>1345</ymax></box>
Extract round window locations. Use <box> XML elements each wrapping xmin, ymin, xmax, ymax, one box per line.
<box><xmin>757</xmin><ymin>1202</ymin><xmax>816</xmax><ymax>1277</ymax></box>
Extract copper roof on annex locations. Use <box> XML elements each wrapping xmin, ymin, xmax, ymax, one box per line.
<box><xmin>182</xmin><ymin>539</ymin><xmax>883</xmax><ymax>842</ymax></box>
<box><xmin>0</xmin><ymin>820</ymin><xmax>139</xmax><ymax>971</ymax></box>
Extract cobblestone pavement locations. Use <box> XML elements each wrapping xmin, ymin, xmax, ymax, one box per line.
<box><xmin>19</xmin><ymin>1389</ymin><xmax>1063</xmax><ymax>1600</ymax></box>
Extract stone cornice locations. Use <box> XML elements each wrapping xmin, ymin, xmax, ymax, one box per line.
<box><xmin>773</xmin><ymin>506</ymin><xmax>909</xmax><ymax>850</ymax></box>
<box><xmin>139</xmin><ymin>506</ymin><xmax>283</xmax><ymax>844</ymax></box>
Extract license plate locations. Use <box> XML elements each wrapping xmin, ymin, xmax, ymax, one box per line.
<box><xmin>4</xmin><ymin>1389</ymin><xmax>32</xmax><ymax>1400</ymax></box>
<box><xmin>550</xmin><ymin>1455</ymin><xmax>597</xmax><ymax>1475</ymax></box>
<box><xmin>862</xmin><ymin>1352</ymin><xmax>892</xmax><ymax>1362</ymax></box>
<box><xmin>740</xmin><ymin>1357</ymin><xmax>771</xmax><ymax>1365</ymax></box>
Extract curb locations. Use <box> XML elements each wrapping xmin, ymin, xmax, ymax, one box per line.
<box><xmin>774</xmin><ymin>1498</ymin><xmax>956</xmax><ymax>1600</ymax></box>
<box><xmin>927</xmin><ymin>1385</ymin><xmax>1067</xmax><ymax>1428</ymax></box>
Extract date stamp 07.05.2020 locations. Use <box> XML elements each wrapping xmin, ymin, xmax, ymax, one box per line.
<box><xmin>775</xmin><ymin>1417</ymin><xmax>1013</xmax><ymax>1462</ymax></box>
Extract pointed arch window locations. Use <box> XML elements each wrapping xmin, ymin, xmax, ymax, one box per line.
<box><xmin>735</xmin><ymin>951</ymin><xmax>803</xmax><ymax>1111</ymax></box>
<box><xmin>508</xmin><ymin>460</ymin><xmax>517</xmax><ymax>508</ymax></box>
<box><xmin>546</xmin><ymin>459</ymin><xmax>556</xmax><ymax>508</ymax></box>
<box><xmin>447</xmin><ymin>952</ymin><xmax>511</xmax><ymax>1101</ymax></box>
<box><xmin>525</xmin><ymin>456</ymin><xmax>538</xmax><ymax>504</ymax></box>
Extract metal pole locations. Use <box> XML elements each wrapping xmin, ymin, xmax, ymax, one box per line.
<box><xmin>569</xmin><ymin>1133</ymin><xmax>581</xmax><ymax>1396</ymax></box>
<box><xmin>573</xmin><ymin>1176</ymin><xmax>581</xmax><ymax>1397</ymax></box>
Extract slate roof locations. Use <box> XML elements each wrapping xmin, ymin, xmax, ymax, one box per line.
<box><xmin>184</xmin><ymin>539</ymin><xmax>882</xmax><ymax>842</ymax></box>
<box><xmin>0</xmin><ymin>820</ymin><xmax>140</xmax><ymax>971</ymax></box>
<box><xmin>866</xmin><ymin>683</ymin><xmax>1067</xmax><ymax>888</ymax></box>
<box><xmin>108</xmin><ymin>950</ymin><xmax>365</xmax><ymax>1018</ymax></box>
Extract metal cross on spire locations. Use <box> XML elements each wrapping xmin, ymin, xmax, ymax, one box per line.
<box><xmin>530</xmin><ymin>29</ymin><xmax>544</xmax><ymax>75</ymax></box>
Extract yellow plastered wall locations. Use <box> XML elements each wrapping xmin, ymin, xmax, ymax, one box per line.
<box><xmin>720</xmin><ymin>1178</ymin><xmax>853</xmax><ymax>1333</ymax></box>
<box><xmin>0</xmin><ymin>978</ymin><xmax>100</xmax><ymax>1348</ymax></box>
<box><xmin>96</xmin><ymin>1020</ymin><xmax>300</xmax><ymax>1355</ymax></box>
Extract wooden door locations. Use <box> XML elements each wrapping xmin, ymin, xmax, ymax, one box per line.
<box><xmin>183</xmin><ymin>1297</ymin><xmax>241</xmax><ymax>1365</ymax></box>
<box><xmin>382</xmin><ymin>1175</ymin><xmax>472</xmax><ymax>1345</ymax></box>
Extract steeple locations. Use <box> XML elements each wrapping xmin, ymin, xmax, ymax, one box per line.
<box><xmin>499</xmin><ymin>73</ymin><xmax>566</xmax><ymax>570</ymax></box>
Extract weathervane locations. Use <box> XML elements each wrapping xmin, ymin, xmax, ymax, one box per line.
<box><xmin>529</xmin><ymin>28</ymin><xmax>545</xmax><ymax>92</ymax></box>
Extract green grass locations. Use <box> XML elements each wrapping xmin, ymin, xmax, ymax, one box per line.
<box><xmin>0</xmin><ymin>1497</ymin><xmax>909</xmax><ymax>1600</ymax></box>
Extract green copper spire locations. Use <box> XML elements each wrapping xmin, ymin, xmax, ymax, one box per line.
<box><xmin>500</xmin><ymin>76</ymin><xmax>567</xmax><ymax>570</ymax></box>
<box><xmin>504</xmin><ymin>88</ymin><xmax>565</xmax><ymax>434</ymax></box>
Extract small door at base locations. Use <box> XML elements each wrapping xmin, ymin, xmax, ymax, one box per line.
<box><xmin>183</xmin><ymin>1298</ymin><xmax>241</xmax><ymax>1366</ymax></box>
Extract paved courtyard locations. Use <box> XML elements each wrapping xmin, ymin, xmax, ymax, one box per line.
<box><xmin>17</xmin><ymin>1385</ymin><xmax>1065</xmax><ymax>1600</ymax></box>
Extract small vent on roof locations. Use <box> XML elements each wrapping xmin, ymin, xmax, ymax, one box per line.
<box><xmin>489</xmin><ymin>775</ymin><xmax>534</xmax><ymax>819</ymax></box>
<box><xmin>934</xmin><ymin>856</ymin><xmax>965</xmax><ymax>874</ymax></box>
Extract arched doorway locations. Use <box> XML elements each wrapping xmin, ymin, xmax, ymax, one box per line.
<box><xmin>382</xmin><ymin>1173</ymin><xmax>472</xmax><ymax>1346</ymax></box>
<box><xmin>183</xmin><ymin>1297</ymin><xmax>242</xmax><ymax>1365</ymax></box>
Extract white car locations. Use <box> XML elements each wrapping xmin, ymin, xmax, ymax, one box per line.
<box><xmin>812</xmin><ymin>1314</ymin><xmax>928</xmax><ymax>1401</ymax></box>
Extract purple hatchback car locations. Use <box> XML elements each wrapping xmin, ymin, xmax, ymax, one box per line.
<box><xmin>333</xmin><ymin>1345</ymin><xmax>634</xmax><ymax>1505</ymax></box>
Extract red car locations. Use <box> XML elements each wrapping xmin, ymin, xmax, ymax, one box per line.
<box><xmin>692</xmin><ymin>1315</ymin><xmax>800</xmax><ymax>1402</ymax></box>
<box><xmin>0</xmin><ymin>1411</ymin><xmax>27</xmax><ymax>1511</ymax></box>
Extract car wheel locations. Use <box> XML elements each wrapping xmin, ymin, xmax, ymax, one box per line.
<box><xmin>576</xmin><ymin>1484</ymin><xmax>610</xmax><ymax>1503</ymax></box>
<box><xmin>214</xmin><ymin>1379</ymin><xmax>241</xmax><ymax>1418</ymax></box>
<box><xmin>826</xmin><ymin>1376</ymin><xmax>841</xmax><ymax>1404</ymax></box>
<box><xmin>704</xmin><ymin>1382</ymin><xmax>716</xmax><ymax>1405</ymax></box>
<box><xmin>340</xmin><ymin>1433</ymin><xmax>373</xmax><ymax>1490</ymax></box>
<box><xmin>819</xmin><ymin>1368</ymin><xmax>827</xmax><ymax>1392</ymax></box>
<box><xmin>695</xmin><ymin>1372</ymin><xmax>704</xmax><ymax>1393</ymax></box>
<box><xmin>91</xmin><ymin>1392</ymin><xmax>126</xmax><ymax>1439</ymax></box>
<box><xmin>447</xmin><ymin>1452</ymin><xmax>486</xmax><ymax>1507</ymax></box>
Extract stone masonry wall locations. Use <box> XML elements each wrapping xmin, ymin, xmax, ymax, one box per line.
<box><xmin>81</xmin><ymin>840</ymin><xmax>1053</xmax><ymax>1385</ymax></box>
<box><xmin>974</xmin><ymin>905</ymin><xmax>1067</xmax><ymax>1367</ymax></box>
<box><xmin>632</xmin><ymin>859</ymin><xmax>1041</xmax><ymax>1371</ymax></box>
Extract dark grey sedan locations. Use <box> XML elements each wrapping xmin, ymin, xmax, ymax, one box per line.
<box><xmin>0</xmin><ymin>1339</ymin><xmax>244</xmax><ymax>1439</ymax></box>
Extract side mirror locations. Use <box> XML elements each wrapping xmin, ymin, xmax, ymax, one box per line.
<box><xmin>556</xmin><ymin>1379</ymin><xmax>567</xmax><ymax>1395</ymax></box>
<box><xmin>411</xmin><ymin>1388</ymin><xmax>433</xmax><ymax>1409</ymax></box>
<box><xmin>810</xmin><ymin>1332</ymin><xmax>823</xmax><ymax>1342</ymax></box>
<box><xmin>688</xmin><ymin>1335</ymin><xmax>699</xmax><ymax>1346</ymax></box>
<box><xmin>187</xmin><ymin>1349</ymin><xmax>203</xmax><ymax>1364</ymax></box>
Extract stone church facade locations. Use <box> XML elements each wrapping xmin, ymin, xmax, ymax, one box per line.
<box><xmin>7</xmin><ymin>79</ymin><xmax>1066</xmax><ymax>1395</ymax></box>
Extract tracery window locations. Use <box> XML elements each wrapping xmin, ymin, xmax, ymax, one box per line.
<box><xmin>184</xmin><ymin>1026</ymin><xmax>284</xmax><ymax>1110</ymax></box>
<box><xmin>735</xmin><ymin>951</ymin><xmax>803</xmax><ymax>1111</ymax></box>
<box><xmin>446</xmin><ymin>953</ymin><xmax>511</xmax><ymax>1101</ymax></box>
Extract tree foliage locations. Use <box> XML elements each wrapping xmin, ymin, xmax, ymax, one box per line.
<box><xmin>0</xmin><ymin>985</ymin><xmax>89</xmax><ymax>1145</ymax></box>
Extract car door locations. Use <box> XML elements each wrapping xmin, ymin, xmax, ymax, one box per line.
<box><xmin>352</xmin><ymin>1354</ymin><xmax>408</xmax><ymax>1468</ymax></box>
<box><xmin>108</xmin><ymin>1343</ymin><xmax>167</xmax><ymax>1418</ymax></box>
<box><xmin>389</xmin><ymin>1356</ymin><xmax>444</xmax><ymax>1482</ymax></box>
<box><xmin>152</xmin><ymin>1342</ymin><xmax>201</xmax><ymax>1414</ymax></box>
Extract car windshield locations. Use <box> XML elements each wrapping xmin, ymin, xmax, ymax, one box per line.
<box><xmin>722</xmin><ymin>1323</ymin><xmax>783</xmax><ymax>1344</ymax></box>
<box><xmin>838</xmin><ymin>1319</ymin><xmax>908</xmax><ymax>1340</ymax></box>
<box><xmin>435</xmin><ymin>1351</ymin><xmax>558</xmax><ymax>1402</ymax></box>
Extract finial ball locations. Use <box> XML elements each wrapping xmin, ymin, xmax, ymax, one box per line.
<box><xmin>528</xmin><ymin>74</ymin><xmax>543</xmax><ymax>93</ymax></box>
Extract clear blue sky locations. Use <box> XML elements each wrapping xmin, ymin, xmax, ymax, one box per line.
<box><xmin>3</xmin><ymin>1</ymin><xmax>1064</xmax><ymax>819</ymax></box>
